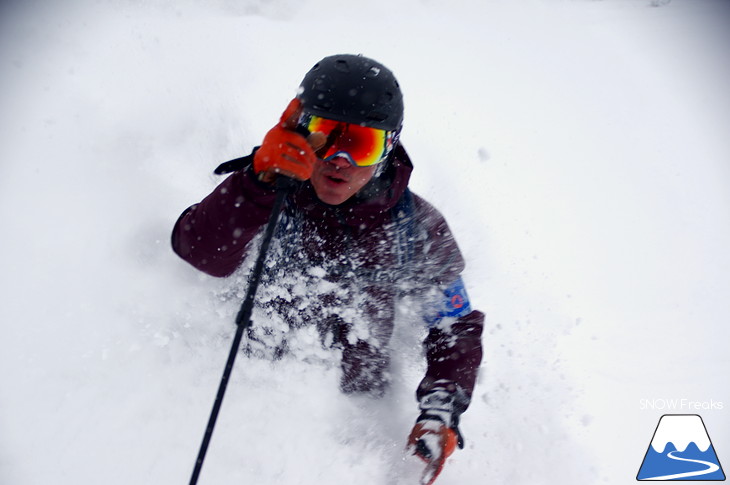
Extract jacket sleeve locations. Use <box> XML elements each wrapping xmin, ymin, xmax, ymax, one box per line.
<box><xmin>410</xmin><ymin>195</ymin><xmax>484</xmax><ymax>416</ymax></box>
<box><xmin>417</xmin><ymin>310</ymin><xmax>484</xmax><ymax>416</ymax></box>
<box><xmin>171</xmin><ymin>161</ymin><xmax>279</xmax><ymax>277</ymax></box>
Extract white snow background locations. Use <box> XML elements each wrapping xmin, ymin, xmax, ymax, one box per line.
<box><xmin>1</xmin><ymin>0</ymin><xmax>729</xmax><ymax>483</ymax></box>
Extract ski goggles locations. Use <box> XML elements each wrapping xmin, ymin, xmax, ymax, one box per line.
<box><xmin>297</xmin><ymin>113</ymin><xmax>396</xmax><ymax>167</ymax></box>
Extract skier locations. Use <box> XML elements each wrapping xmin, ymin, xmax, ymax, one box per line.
<box><xmin>172</xmin><ymin>54</ymin><xmax>484</xmax><ymax>482</ymax></box>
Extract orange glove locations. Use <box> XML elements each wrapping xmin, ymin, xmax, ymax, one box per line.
<box><xmin>407</xmin><ymin>420</ymin><xmax>459</xmax><ymax>485</ymax></box>
<box><xmin>253</xmin><ymin>98</ymin><xmax>324</xmax><ymax>183</ymax></box>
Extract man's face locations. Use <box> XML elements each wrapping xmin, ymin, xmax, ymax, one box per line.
<box><xmin>310</xmin><ymin>156</ymin><xmax>379</xmax><ymax>206</ymax></box>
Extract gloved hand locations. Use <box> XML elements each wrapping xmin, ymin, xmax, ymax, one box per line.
<box><xmin>253</xmin><ymin>98</ymin><xmax>326</xmax><ymax>183</ymax></box>
<box><xmin>408</xmin><ymin>418</ymin><xmax>458</xmax><ymax>472</ymax></box>
<box><xmin>406</xmin><ymin>388</ymin><xmax>464</xmax><ymax>485</ymax></box>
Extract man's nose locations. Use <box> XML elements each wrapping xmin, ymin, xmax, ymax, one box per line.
<box><xmin>326</xmin><ymin>156</ymin><xmax>351</xmax><ymax>169</ymax></box>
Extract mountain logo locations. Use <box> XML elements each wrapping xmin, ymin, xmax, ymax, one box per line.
<box><xmin>637</xmin><ymin>414</ymin><xmax>726</xmax><ymax>481</ymax></box>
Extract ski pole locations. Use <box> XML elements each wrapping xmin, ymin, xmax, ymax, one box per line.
<box><xmin>188</xmin><ymin>176</ymin><xmax>295</xmax><ymax>485</ymax></box>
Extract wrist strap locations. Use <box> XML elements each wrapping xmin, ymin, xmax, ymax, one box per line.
<box><xmin>418</xmin><ymin>387</ymin><xmax>466</xmax><ymax>449</ymax></box>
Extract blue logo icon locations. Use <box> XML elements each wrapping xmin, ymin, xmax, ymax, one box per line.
<box><xmin>637</xmin><ymin>414</ymin><xmax>725</xmax><ymax>481</ymax></box>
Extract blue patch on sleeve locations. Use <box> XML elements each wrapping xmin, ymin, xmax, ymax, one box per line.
<box><xmin>424</xmin><ymin>277</ymin><xmax>472</xmax><ymax>327</ymax></box>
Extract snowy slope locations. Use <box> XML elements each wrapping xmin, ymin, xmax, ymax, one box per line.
<box><xmin>1</xmin><ymin>1</ymin><xmax>729</xmax><ymax>484</ymax></box>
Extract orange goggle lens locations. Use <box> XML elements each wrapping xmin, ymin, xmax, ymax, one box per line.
<box><xmin>298</xmin><ymin>114</ymin><xmax>395</xmax><ymax>167</ymax></box>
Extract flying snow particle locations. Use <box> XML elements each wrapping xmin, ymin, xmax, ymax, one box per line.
<box><xmin>477</xmin><ymin>147</ymin><xmax>490</xmax><ymax>162</ymax></box>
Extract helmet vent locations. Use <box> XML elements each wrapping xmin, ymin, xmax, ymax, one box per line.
<box><xmin>366</xmin><ymin>111</ymin><xmax>388</xmax><ymax>122</ymax></box>
<box><xmin>334</xmin><ymin>60</ymin><xmax>350</xmax><ymax>73</ymax></box>
<box><xmin>312</xmin><ymin>101</ymin><xmax>333</xmax><ymax>111</ymax></box>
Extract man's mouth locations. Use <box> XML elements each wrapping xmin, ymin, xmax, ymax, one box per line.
<box><xmin>325</xmin><ymin>173</ymin><xmax>348</xmax><ymax>184</ymax></box>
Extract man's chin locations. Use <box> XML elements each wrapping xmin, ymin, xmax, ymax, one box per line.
<box><xmin>311</xmin><ymin>177</ymin><xmax>354</xmax><ymax>206</ymax></box>
<box><xmin>315</xmin><ymin>191</ymin><xmax>349</xmax><ymax>206</ymax></box>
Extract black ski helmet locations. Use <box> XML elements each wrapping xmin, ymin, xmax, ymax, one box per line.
<box><xmin>297</xmin><ymin>54</ymin><xmax>404</xmax><ymax>132</ymax></box>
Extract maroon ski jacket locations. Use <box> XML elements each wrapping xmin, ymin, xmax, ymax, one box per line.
<box><xmin>172</xmin><ymin>145</ymin><xmax>483</xmax><ymax>418</ymax></box>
